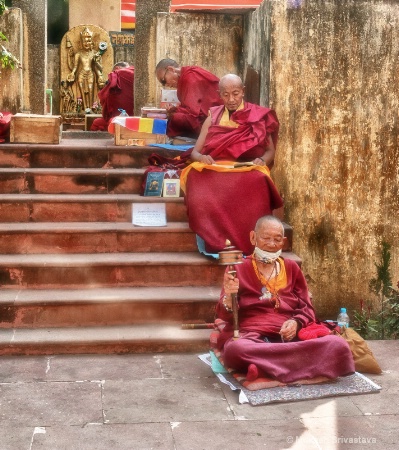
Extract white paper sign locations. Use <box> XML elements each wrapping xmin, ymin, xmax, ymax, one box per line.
<box><xmin>132</xmin><ymin>203</ymin><xmax>167</xmax><ymax>227</ymax></box>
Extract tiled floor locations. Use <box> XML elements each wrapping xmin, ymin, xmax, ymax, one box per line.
<box><xmin>0</xmin><ymin>340</ymin><xmax>397</xmax><ymax>449</ymax></box>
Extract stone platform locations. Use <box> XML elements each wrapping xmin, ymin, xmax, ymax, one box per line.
<box><xmin>0</xmin><ymin>340</ymin><xmax>397</xmax><ymax>449</ymax></box>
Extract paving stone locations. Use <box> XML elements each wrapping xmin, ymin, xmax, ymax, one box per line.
<box><xmin>0</xmin><ymin>355</ymin><xmax>48</xmax><ymax>382</ymax></box>
<box><xmin>45</xmin><ymin>354</ymin><xmax>162</xmax><ymax>381</ymax></box>
<box><xmin>31</xmin><ymin>423</ymin><xmax>175</xmax><ymax>450</ymax></box>
<box><xmin>0</xmin><ymin>381</ymin><xmax>102</xmax><ymax>426</ymax></box>
<box><xmin>171</xmin><ymin>419</ymin><xmax>308</xmax><ymax>450</ymax></box>
<box><xmin>102</xmin><ymin>377</ymin><xmax>233</xmax><ymax>423</ymax></box>
<box><xmin>0</xmin><ymin>426</ymin><xmax>34</xmax><ymax>450</ymax></box>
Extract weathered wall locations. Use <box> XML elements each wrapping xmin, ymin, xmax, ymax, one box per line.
<box><xmin>13</xmin><ymin>0</ymin><xmax>47</xmax><ymax>114</ymax></box>
<box><xmin>156</xmin><ymin>12</ymin><xmax>243</xmax><ymax>78</ymax></box>
<box><xmin>135</xmin><ymin>4</ymin><xmax>243</xmax><ymax>114</ymax></box>
<box><xmin>134</xmin><ymin>0</ymin><xmax>171</xmax><ymax>115</ymax></box>
<box><xmin>245</xmin><ymin>0</ymin><xmax>399</xmax><ymax>317</ymax></box>
<box><xmin>69</xmin><ymin>0</ymin><xmax>121</xmax><ymax>32</ymax></box>
<box><xmin>0</xmin><ymin>7</ymin><xmax>23</xmax><ymax>113</ymax></box>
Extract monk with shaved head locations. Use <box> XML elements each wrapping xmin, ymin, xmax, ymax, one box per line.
<box><xmin>180</xmin><ymin>74</ymin><xmax>283</xmax><ymax>256</ymax></box>
<box><xmin>155</xmin><ymin>59</ymin><xmax>223</xmax><ymax>138</ymax></box>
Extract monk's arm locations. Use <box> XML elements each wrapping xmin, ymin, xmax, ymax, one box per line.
<box><xmin>252</xmin><ymin>136</ymin><xmax>276</xmax><ymax>167</ymax></box>
<box><xmin>190</xmin><ymin>116</ymin><xmax>215</xmax><ymax>164</ymax></box>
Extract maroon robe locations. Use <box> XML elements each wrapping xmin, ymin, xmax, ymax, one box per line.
<box><xmin>167</xmin><ymin>66</ymin><xmax>223</xmax><ymax>138</ymax></box>
<box><xmin>0</xmin><ymin>112</ymin><xmax>12</xmax><ymax>142</ymax></box>
<box><xmin>216</xmin><ymin>258</ymin><xmax>355</xmax><ymax>383</ymax></box>
<box><xmin>183</xmin><ymin>102</ymin><xmax>283</xmax><ymax>255</ymax></box>
<box><xmin>91</xmin><ymin>66</ymin><xmax>134</xmax><ymax>131</ymax></box>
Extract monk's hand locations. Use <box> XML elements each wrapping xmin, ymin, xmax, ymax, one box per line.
<box><xmin>252</xmin><ymin>157</ymin><xmax>266</xmax><ymax>166</ymax></box>
<box><xmin>223</xmin><ymin>271</ymin><xmax>239</xmax><ymax>295</ymax></box>
<box><xmin>199</xmin><ymin>154</ymin><xmax>215</xmax><ymax>165</ymax></box>
<box><xmin>279</xmin><ymin>319</ymin><xmax>298</xmax><ymax>342</ymax></box>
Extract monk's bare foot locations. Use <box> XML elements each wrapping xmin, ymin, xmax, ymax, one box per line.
<box><xmin>246</xmin><ymin>364</ymin><xmax>259</xmax><ymax>381</ymax></box>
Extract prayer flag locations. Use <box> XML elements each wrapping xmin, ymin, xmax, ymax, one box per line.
<box><xmin>121</xmin><ymin>0</ymin><xmax>136</xmax><ymax>30</ymax></box>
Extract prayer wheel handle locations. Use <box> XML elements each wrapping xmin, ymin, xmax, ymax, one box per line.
<box><xmin>218</xmin><ymin>240</ymin><xmax>243</xmax><ymax>339</ymax></box>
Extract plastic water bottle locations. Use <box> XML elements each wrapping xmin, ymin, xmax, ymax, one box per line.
<box><xmin>337</xmin><ymin>307</ymin><xmax>350</xmax><ymax>329</ymax></box>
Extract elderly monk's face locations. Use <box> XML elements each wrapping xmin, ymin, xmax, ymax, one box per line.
<box><xmin>157</xmin><ymin>66</ymin><xmax>179</xmax><ymax>88</ymax></box>
<box><xmin>219</xmin><ymin>82</ymin><xmax>245</xmax><ymax>112</ymax></box>
<box><xmin>250</xmin><ymin>221</ymin><xmax>285</xmax><ymax>253</ymax></box>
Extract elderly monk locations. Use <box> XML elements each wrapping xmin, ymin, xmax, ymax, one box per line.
<box><xmin>217</xmin><ymin>215</ymin><xmax>355</xmax><ymax>383</ymax></box>
<box><xmin>180</xmin><ymin>74</ymin><xmax>283</xmax><ymax>256</ymax></box>
<box><xmin>90</xmin><ymin>62</ymin><xmax>134</xmax><ymax>131</ymax></box>
<box><xmin>155</xmin><ymin>58</ymin><xmax>223</xmax><ymax>138</ymax></box>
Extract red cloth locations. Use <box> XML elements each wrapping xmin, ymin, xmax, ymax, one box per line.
<box><xmin>0</xmin><ymin>112</ymin><xmax>12</xmax><ymax>142</ymax></box>
<box><xmin>183</xmin><ymin>102</ymin><xmax>283</xmax><ymax>255</ymax></box>
<box><xmin>298</xmin><ymin>322</ymin><xmax>332</xmax><ymax>340</ymax></box>
<box><xmin>202</xmin><ymin>103</ymin><xmax>279</xmax><ymax>161</ymax></box>
<box><xmin>90</xmin><ymin>66</ymin><xmax>134</xmax><ymax>131</ymax></box>
<box><xmin>216</xmin><ymin>258</ymin><xmax>355</xmax><ymax>383</ymax></box>
<box><xmin>167</xmin><ymin>66</ymin><xmax>223</xmax><ymax>138</ymax></box>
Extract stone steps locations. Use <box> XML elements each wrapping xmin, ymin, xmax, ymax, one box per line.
<box><xmin>0</xmin><ymin>252</ymin><xmax>225</xmax><ymax>289</ymax></box>
<box><xmin>0</xmin><ymin>141</ymin><xmax>183</xmax><ymax>169</ymax></box>
<box><xmin>0</xmin><ymin>286</ymin><xmax>218</xmax><ymax>328</ymax></box>
<box><xmin>0</xmin><ymin>222</ymin><xmax>197</xmax><ymax>254</ymax></box>
<box><xmin>0</xmin><ymin>324</ymin><xmax>211</xmax><ymax>355</ymax></box>
<box><xmin>0</xmin><ymin>194</ymin><xmax>188</xmax><ymax>222</ymax></box>
<box><xmin>0</xmin><ymin>167</ymin><xmax>145</xmax><ymax>194</ymax></box>
<box><xmin>0</xmin><ymin>138</ymin><xmax>299</xmax><ymax>355</ymax></box>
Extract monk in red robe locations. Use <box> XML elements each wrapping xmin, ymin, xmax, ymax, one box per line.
<box><xmin>155</xmin><ymin>59</ymin><xmax>223</xmax><ymax>138</ymax></box>
<box><xmin>0</xmin><ymin>111</ymin><xmax>12</xmax><ymax>143</ymax></box>
<box><xmin>217</xmin><ymin>215</ymin><xmax>355</xmax><ymax>383</ymax></box>
<box><xmin>180</xmin><ymin>74</ymin><xmax>283</xmax><ymax>256</ymax></box>
<box><xmin>90</xmin><ymin>62</ymin><xmax>134</xmax><ymax>131</ymax></box>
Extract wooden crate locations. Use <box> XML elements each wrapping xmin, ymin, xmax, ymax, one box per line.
<box><xmin>10</xmin><ymin>114</ymin><xmax>62</xmax><ymax>144</ymax></box>
<box><xmin>114</xmin><ymin>124</ymin><xmax>167</xmax><ymax>146</ymax></box>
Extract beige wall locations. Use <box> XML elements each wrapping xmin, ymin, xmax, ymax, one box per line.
<box><xmin>245</xmin><ymin>0</ymin><xmax>399</xmax><ymax>317</ymax></box>
<box><xmin>134</xmin><ymin>11</ymin><xmax>243</xmax><ymax>113</ymax></box>
<box><xmin>0</xmin><ymin>7</ymin><xmax>24</xmax><ymax>113</ymax></box>
<box><xmin>69</xmin><ymin>0</ymin><xmax>121</xmax><ymax>32</ymax></box>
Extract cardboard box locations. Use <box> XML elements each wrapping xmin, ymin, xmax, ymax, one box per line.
<box><xmin>10</xmin><ymin>114</ymin><xmax>62</xmax><ymax>144</ymax></box>
<box><xmin>114</xmin><ymin>124</ymin><xmax>167</xmax><ymax>146</ymax></box>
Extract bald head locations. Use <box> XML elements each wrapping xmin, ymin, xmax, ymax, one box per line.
<box><xmin>255</xmin><ymin>215</ymin><xmax>284</xmax><ymax>236</ymax></box>
<box><xmin>218</xmin><ymin>74</ymin><xmax>245</xmax><ymax>112</ymax></box>
<box><xmin>219</xmin><ymin>74</ymin><xmax>244</xmax><ymax>91</ymax></box>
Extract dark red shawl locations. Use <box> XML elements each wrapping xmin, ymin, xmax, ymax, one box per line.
<box><xmin>99</xmin><ymin>66</ymin><xmax>135</xmax><ymax>123</ymax></box>
<box><xmin>201</xmin><ymin>102</ymin><xmax>279</xmax><ymax>162</ymax></box>
<box><xmin>167</xmin><ymin>66</ymin><xmax>223</xmax><ymax>137</ymax></box>
<box><xmin>183</xmin><ymin>102</ymin><xmax>283</xmax><ymax>255</ymax></box>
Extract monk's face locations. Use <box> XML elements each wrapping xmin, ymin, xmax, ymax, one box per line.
<box><xmin>250</xmin><ymin>221</ymin><xmax>285</xmax><ymax>253</ymax></box>
<box><xmin>157</xmin><ymin>66</ymin><xmax>179</xmax><ymax>88</ymax></box>
<box><xmin>219</xmin><ymin>82</ymin><xmax>245</xmax><ymax>111</ymax></box>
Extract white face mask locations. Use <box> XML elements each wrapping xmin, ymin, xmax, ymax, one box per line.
<box><xmin>253</xmin><ymin>246</ymin><xmax>282</xmax><ymax>264</ymax></box>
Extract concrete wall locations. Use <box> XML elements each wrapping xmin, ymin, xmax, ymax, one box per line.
<box><xmin>12</xmin><ymin>0</ymin><xmax>47</xmax><ymax>114</ymax></box>
<box><xmin>0</xmin><ymin>7</ymin><xmax>23</xmax><ymax>113</ymax></box>
<box><xmin>135</xmin><ymin>0</ymin><xmax>243</xmax><ymax>114</ymax></box>
<box><xmin>245</xmin><ymin>0</ymin><xmax>399</xmax><ymax>317</ymax></box>
<box><xmin>69</xmin><ymin>0</ymin><xmax>121</xmax><ymax>32</ymax></box>
<box><xmin>134</xmin><ymin>0</ymin><xmax>170</xmax><ymax>115</ymax></box>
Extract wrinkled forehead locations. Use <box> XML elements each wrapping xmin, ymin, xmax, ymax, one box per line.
<box><xmin>255</xmin><ymin>220</ymin><xmax>284</xmax><ymax>237</ymax></box>
<box><xmin>219</xmin><ymin>82</ymin><xmax>244</xmax><ymax>94</ymax></box>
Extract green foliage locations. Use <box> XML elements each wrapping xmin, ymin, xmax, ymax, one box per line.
<box><xmin>381</xmin><ymin>286</ymin><xmax>399</xmax><ymax>339</ymax></box>
<box><xmin>0</xmin><ymin>0</ymin><xmax>6</xmax><ymax>16</ymax></box>
<box><xmin>0</xmin><ymin>2</ymin><xmax>22</xmax><ymax>71</ymax></box>
<box><xmin>353</xmin><ymin>300</ymin><xmax>379</xmax><ymax>340</ymax></box>
<box><xmin>354</xmin><ymin>241</ymin><xmax>398</xmax><ymax>340</ymax></box>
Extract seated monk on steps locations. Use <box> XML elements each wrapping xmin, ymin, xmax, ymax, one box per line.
<box><xmin>216</xmin><ymin>215</ymin><xmax>355</xmax><ymax>383</ymax></box>
<box><xmin>180</xmin><ymin>74</ymin><xmax>283</xmax><ymax>256</ymax></box>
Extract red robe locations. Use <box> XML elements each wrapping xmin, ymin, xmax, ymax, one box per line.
<box><xmin>167</xmin><ymin>66</ymin><xmax>223</xmax><ymax>138</ymax></box>
<box><xmin>217</xmin><ymin>258</ymin><xmax>355</xmax><ymax>383</ymax></box>
<box><xmin>182</xmin><ymin>102</ymin><xmax>283</xmax><ymax>255</ymax></box>
<box><xmin>0</xmin><ymin>112</ymin><xmax>12</xmax><ymax>142</ymax></box>
<box><xmin>90</xmin><ymin>66</ymin><xmax>135</xmax><ymax>131</ymax></box>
